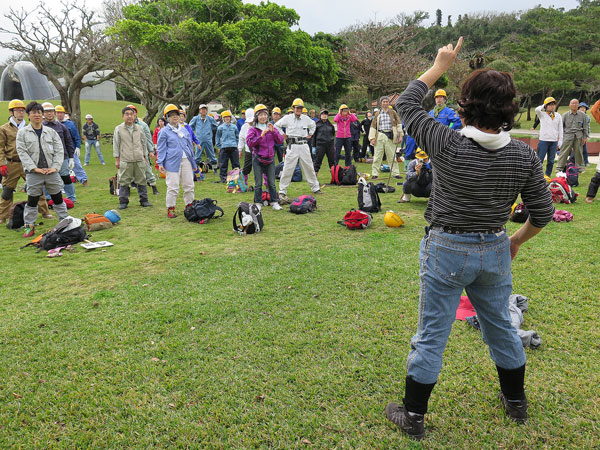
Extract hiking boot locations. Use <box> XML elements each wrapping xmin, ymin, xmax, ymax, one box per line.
<box><xmin>272</xmin><ymin>202</ymin><xmax>282</xmax><ymax>210</ymax></box>
<box><xmin>499</xmin><ymin>392</ymin><xmax>527</xmax><ymax>423</ymax></box>
<box><xmin>42</xmin><ymin>214</ymin><xmax>54</xmax><ymax>219</ymax></box>
<box><xmin>22</xmin><ymin>225</ymin><xmax>35</xmax><ymax>238</ymax></box>
<box><xmin>118</xmin><ymin>203</ymin><xmax>128</xmax><ymax>210</ymax></box>
<box><xmin>140</xmin><ymin>201</ymin><xmax>152</xmax><ymax>207</ymax></box>
<box><xmin>167</xmin><ymin>207</ymin><xmax>177</xmax><ymax>218</ymax></box>
<box><xmin>82</xmin><ymin>180</ymin><xmax>89</xmax><ymax>187</ymax></box>
<box><xmin>151</xmin><ymin>185</ymin><xmax>159</xmax><ymax>195</ymax></box>
<box><xmin>371</xmin><ymin>175</ymin><xmax>378</xmax><ymax>179</ymax></box>
<box><xmin>585</xmin><ymin>197</ymin><xmax>594</xmax><ymax>204</ymax></box>
<box><xmin>279</xmin><ymin>194</ymin><xmax>291</xmax><ymax>205</ymax></box>
<box><xmin>394</xmin><ymin>175</ymin><xmax>403</xmax><ymax>179</ymax></box>
<box><xmin>385</xmin><ymin>403</ymin><xmax>425</xmax><ymax>441</ymax></box>
<box><xmin>313</xmin><ymin>190</ymin><xmax>323</xmax><ymax>194</ymax></box>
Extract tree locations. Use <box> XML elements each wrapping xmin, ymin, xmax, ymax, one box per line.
<box><xmin>339</xmin><ymin>13</ymin><xmax>430</xmax><ymax>108</ymax></box>
<box><xmin>436</xmin><ymin>9</ymin><xmax>442</xmax><ymax>27</ymax></box>
<box><xmin>0</xmin><ymin>1</ymin><xmax>117</xmax><ymax>132</ymax></box>
<box><xmin>107</xmin><ymin>0</ymin><xmax>339</xmax><ymax>123</ymax></box>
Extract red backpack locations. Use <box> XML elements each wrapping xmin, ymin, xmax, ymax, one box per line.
<box><xmin>330</xmin><ymin>165</ymin><xmax>344</xmax><ymax>185</ymax></box>
<box><xmin>549</xmin><ymin>177</ymin><xmax>577</xmax><ymax>204</ymax></box>
<box><xmin>338</xmin><ymin>209</ymin><xmax>372</xmax><ymax>230</ymax></box>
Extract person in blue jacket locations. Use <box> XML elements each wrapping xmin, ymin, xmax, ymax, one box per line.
<box><xmin>55</xmin><ymin>105</ymin><xmax>88</xmax><ymax>187</ymax></box>
<box><xmin>429</xmin><ymin>89</ymin><xmax>462</xmax><ymax>130</ymax></box>
<box><xmin>236</xmin><ymin>110</ymin><xmax>246</xmax><ymax>131</ymax></box>
<box><xmin>216</xmin><ymin>110</ymin><xmax>240</xmax><ymax>182</ymax></box>
<box><xmin>189</xmin><ymin>104</ymin><xmax>218</xmax><ymax>170</ymax></box>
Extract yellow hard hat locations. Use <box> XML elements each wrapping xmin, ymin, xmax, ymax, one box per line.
<box><xmin>302</xmin><ymin>107</ymin><xmax>308</xmax><ymax>114</ymax></box>
<box><xmin>220</xmin><ymin>110</ymin><xmax>232</xmax><ymax>118</ymax></box>
<box><xmin>163</xmin><ymin>104</ymin><xmax>179</xmax><ymax>116</ymax></box>
<box><xmin>384</xmin><ymin>211</ymin><xmax>404</xmax><ymax>228</ymax></box>
<box><xmin>41</xmin><ymin>102</ymin><xmax>55</xmax><ymax>111</ymax></box>
<box><xmin>254</xmin><ymin>104</ymin><xmax>268</xmax><ymax>115</ymax></box>
<box><xmin>8</xmin><ymin>99</ymin><xmax>25</xmax><ymax>110</ymax></box>
<box><xmin>434</xmin><ymin>89</ymin><xmax>447</xmax><ymax>98</ymax></box>
<box><xmin>415</xmin><ymin>149</ymin><xmax>428</xmax><ymax>159</ymax></box>
<box><xmin>241</xmin><ymin>109</ymin><xmax>246</xmax><ymax>114</ymax></box>
<box><xmin>55</xmin><ymin>105</ymin><xmax>66</xmax><ymax>113</ymax></box>
<box><xmin>339</xmin><ymin>104</ymin><xmax>349</xmax><ymax>112</ymax></box>
<box><xmin>292</xmin><ymin>98</ymin><xmax>304</xmax><ymax>107</ymax></box>
<box><xmin>272</xmin><ymin>107</ymin><xmax>281</xmax><ymax>114</ymax></box>
<box><xmin>544</xmin><ymin>97</ymin><xmax>556</xmax><ymax>106</ymax></box>
<box><xmin>287</xmin><ymin>108</ymin><xmax>293</xmax><ymax>113</ymax></box>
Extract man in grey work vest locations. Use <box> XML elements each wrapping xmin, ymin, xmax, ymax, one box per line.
<box><xmin>275</xmin><ymin>98</ymin><xmax>321</xmax><ymax>204</ymax></box>
<box><xmin>556</xmin><ymin>99</ymin><xmax>589</xmax><ymax>173</ymax></box>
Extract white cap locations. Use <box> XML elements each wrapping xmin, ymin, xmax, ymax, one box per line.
<box><xmin>245</xmin><ymin>107</ymin><xmax>254</xmax><ymax>124</ymax></box>
<box><xmin>42</xmin><ymin>102</ymin><xmax>55</xmax><ymax>111</ymax></box>
<box><xmin>85</xmin><ymin>114</ymin><xmax>93</xmax><ymax>119</ymax></box>
<box><xmin>199</xmin><ymin>104</ymin><xmax>208</xmax><ymax>109</ymax></box>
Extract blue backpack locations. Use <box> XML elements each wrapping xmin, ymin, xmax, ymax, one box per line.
<box><xmin>292</xmin><ymin>164</ymin><xmax>303</xmax><ymax>182</ymax></box>
<box><xmin>565</xmin><ymin>162</ymin><xmax>579</xmax><ymax>187</ymax></box>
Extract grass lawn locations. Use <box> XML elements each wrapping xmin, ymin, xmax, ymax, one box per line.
<box><xmin>1</xmin><ymin>140</ymin><xmax>599</xmax><ymax>448</ymax></box>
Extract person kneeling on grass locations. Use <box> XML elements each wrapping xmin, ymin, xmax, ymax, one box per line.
<box><xmin>246</xmin><ymin>104</ymin><xmax>284</xmax><ymax>210</ymax></box>
<box><xmin>398</xmin><ymin>149</ymin><xmax>432</xmax><ymax>203</ymax></box>
<box><xmin>157</xmin><ymin>104</ymin><xmax>197</xmax><ymax>218</ymax></box>
<box><xmin>113</xmin><ymin>106</ymin><xmax>152</xmax><ymax>210</ymax></box>
<box><xmin>16</xmin><ymin>102</ymin><xmax>69</xmax><ymax>237</ymax></box>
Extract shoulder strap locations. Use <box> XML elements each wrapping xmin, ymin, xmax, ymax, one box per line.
<box><xmin>213</xmin><ymin>206</ymin><xmax>224</xmax><ymax>218</ymax></box>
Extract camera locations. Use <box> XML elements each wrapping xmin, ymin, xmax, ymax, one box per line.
<box><xmin>417</xmin><ymin>158</ymin><xmax>425</xmax><ymax>164</ymax></box>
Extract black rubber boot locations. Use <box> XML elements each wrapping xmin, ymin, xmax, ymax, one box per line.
<box><xmin>497</xmin><ymin>365</ymin><xmax>527</xmax><ymax>423</ymax></box>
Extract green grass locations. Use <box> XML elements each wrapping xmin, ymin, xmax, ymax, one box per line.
<box><xmin>1</xmin><ymin>142</ymin><xmax>599</xmax><ymax>448</ymax></box>
<box><xmin>0</xmin><ymin>100</ymin><xmax>149</xmax><ymax>134</ymax></box>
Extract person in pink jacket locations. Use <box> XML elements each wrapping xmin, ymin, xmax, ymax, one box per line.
<box><xmin>334</xmin><ymin>104</ymin><xmax>357</xmax><ymax>166</ymax></box>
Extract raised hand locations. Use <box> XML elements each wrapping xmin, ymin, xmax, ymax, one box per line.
<box><xmin>433</xmin><ymin>37</ymin><xmax>463</xmax><ymax>73</ymax></box>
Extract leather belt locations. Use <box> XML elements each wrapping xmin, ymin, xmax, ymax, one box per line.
<box><xmin>430</xmin><ymin>225</ymin><xmax>505</xmax><ymax>235</ymax></box>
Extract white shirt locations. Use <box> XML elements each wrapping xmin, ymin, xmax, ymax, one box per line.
<box><xmin>274</xmin><ymin>114</ymin><xmax>316</xmax><ymax>138</ymax></box>
<box><xmin>535</xmin><ymin>105</ymin><xmax>563</xmax><ymax>148</ymax></box>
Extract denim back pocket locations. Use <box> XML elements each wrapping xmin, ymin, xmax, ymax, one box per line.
<box><xmin>433</xmin><ymin>244</ymin><xmax>469</xmax><ymax>281</ymax></box>
<box><xmin>495</xmin><ymin>241</ymin><xmax>511</xmax><ymax>276</ymax></box>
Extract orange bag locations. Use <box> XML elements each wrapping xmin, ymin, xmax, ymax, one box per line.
<box><xmin>84</xmin><ymin>213</ymin><xmax>113</xmax><ymax>231</ymax></box>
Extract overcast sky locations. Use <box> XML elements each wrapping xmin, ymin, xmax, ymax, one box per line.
<box><xmin>0</xmin><ymin>0</ymin><xmax>580</xmax><ymax>62</ymax></box>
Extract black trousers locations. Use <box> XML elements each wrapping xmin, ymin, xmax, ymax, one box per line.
<box><xmin>586</xmin><ymin>171</ymin><xmax>600</xmax><ymax>198</ymax></box>
<box><xmin>313</xmin><ymin>141</ymin><xmax>335</xmax><ymax>173</ymax></box>
<box><xmin>351</xmin><ymin>139</ymin><xmax>361</xmax><ymax>162</ymax></box>
<box><xmin>361</xmin><ymin>135</ymin><xmax>374</xmax><ymax>158</ymax></box>
<box><xmin>219</xmin><ymin>147</ymin><xmax>240</xmax><ymax>181</ymax></box>
<box><xmin>403</xmin><ymin>179</ymin><xmax>432</xmax><ymax>198</ymax></box>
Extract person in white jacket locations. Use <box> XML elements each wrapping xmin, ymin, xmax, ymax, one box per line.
<box><xmin>535</xmin><ymin>97</ymin><xmax>563</xmax><ymax>177</ymax></box>
<box><xmin>237</xmin><ymin>107</ymin><xmax>254</xmax><ymax>185</ymax></box>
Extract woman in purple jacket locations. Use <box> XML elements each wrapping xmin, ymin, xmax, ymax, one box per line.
<box><xmin>246</xmin><ymin>104</ymin><xmax>284</xmax><ymax>210</ymax></box>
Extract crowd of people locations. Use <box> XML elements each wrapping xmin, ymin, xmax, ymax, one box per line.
<box><xmin>1</xmin><ymin>34</ymin><xmax>600</xmax><ymax>441</ymax></box>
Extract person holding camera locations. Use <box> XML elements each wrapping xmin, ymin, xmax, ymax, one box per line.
<box><xmin>398</xmin><ymin>149</ymin><xmax>432</xmax><ymax>203</ymax></box>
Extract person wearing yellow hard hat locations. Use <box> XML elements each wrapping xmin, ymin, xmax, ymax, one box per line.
<box><xmin>369</xmin><ymin>96</ymin><xmax>403</xmax><ymax>180</ymax></box>
<box><xmin>216</xmin><ymin>110</ymin><xmax>240</xmax><ymax>182</ymax></box>
<box><xmin>15</xmin><ymin>102</ymin><xmax>69</xmax><ymax>237</ymax></box>
<box><xmin>287</xmin><ymin>108</ymin><xmax>293</xmax><ymax>114</ymax></box>
<box><xmin>156</xmin><ymin>104</ymin><xmax>197</xmax><ymax>218</ymax></box>
<box><xmin>386</xmin><ymin>38</ymin><xmax>555</xmax><ymax>439</ymax></box>
<box><xmin>41</xmin><ymin>102</ymin><xmax>78</xmax><ymax>202</ymax></box>
<box><xmin>274</xmin><ymin>98</ymin><xmax>321</xmax><ymax>203</ymax></box>
<box><xmin>334</xmin><ymin>104</ymin><xmax>358</xmax><ymax>166</ymax></box>
<box><xmin>55</xmin><ymin>105</ymin><xmax>89</xmax><ymax>187</ymax></box>
<box><xmin>270</xmin><ymin>107</ymin><xmax>284</xmax><ymax>163</ymax></box>
<box><xmin>398</xmin><ymin>148</ymin><xmax>431</xmax><ymax>203</ymax></box>
<box><xmin>246</xmin><ymin>103</ymin><xmax>284</xmax><ymax>210</ymax></box>
<box><xmin>534</xmin><ymin>97</ymin><xmax>563</xmax><ymax>177</ymax></box>
<box><xmin>429</xmin><ymin>88</ymin><xmax>462</xmax><ymax>130</ymax></box>
<box><xmin>0</xmin><ymin>100</ymin><xmax>53</xmax><ymax>225</ymax></box>
<box><xmin>113</xmin><ymin>105</ymin><xmax>152</xmax><ymax>210</ymax></box>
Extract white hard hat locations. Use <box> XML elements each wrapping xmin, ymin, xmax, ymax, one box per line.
<box><xmin>199</xmin><ymin>104</ymin><xmax>208</xmax><ymax>109</ymax></box>
<box><xmin>42</xmin><ymin>102</ymin><xmax>55</xmax><ymax>111</ymax></box>
<box><xmin>85</xmin><ymin>114</ymin><xmax>93</xmax><ymax>119</ymax></box>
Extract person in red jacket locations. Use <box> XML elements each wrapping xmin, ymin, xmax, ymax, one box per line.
<box><xmin>334</xmin><ymin>104</ymin><xmax>357</xmax><ymax>166</ymax></box>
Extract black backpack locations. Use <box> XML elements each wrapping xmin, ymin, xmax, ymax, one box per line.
<box><xmin>233</xmin><ymin>202</ymin><xmax>264</xmax><ymax>234</ymax></box>
<box><xmin>289</xmin><ymin>195</ymin><xmax>317</xmax><ymax>214</ymax></box>
<box><xmin>340</xmin><ymin>165</ymin><xmax>358</xmax><ymax>185</ymax></box>
<box><xmin>375</xmin><ymin>183</ymin><xmax>395</xmax><ymax>193</ymax></box>
<box><xmin>6</xmin><ymin>201</ymin><xmax>26</xmax><ymax>229</ymax></box>
<box><xmin>184</xmin><ymin>198</ymin><xmax>224</xmax><ymax>223</ymax></box>
<box><xmin>22</xmin><ymin>218</ymin><xmax>88</xmax><ymax>251</ymax></box>
<box><xmin>358</xmin><ymin>177</ymin><xmax>381</xmax><ymax>213</ymax></box>
<box><xmin>275</xmin><ymin>162</ymin><xmax>284</xmax><ymax>179</ymax></box>
<box><xmin>510</xmin><ymin>203</ymin><xmax>530</xmax><ymax>223</ymax></box>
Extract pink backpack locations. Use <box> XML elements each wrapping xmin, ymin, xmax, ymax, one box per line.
<box><xmin>553</xmin><ymin>210</ymin><xmax>573</xmax><ymax>222</ymax></box>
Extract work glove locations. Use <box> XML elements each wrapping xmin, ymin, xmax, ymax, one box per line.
<box><xmin>312</xmin><ymin>147</ymin><xmax>317</xmax><ymax>155</ymax></box>
<box><xmin>68</xmin><ymin>158</ymin><xmax>75</xmax><ymax>170</ymax></box>
<box><xmin>0</xmin><ymin>165</ymin><xmax>7</xmax><ymax>177</ymax></box>
<box><xmin>75</xmin><ymin>147</ymin><xmax>81</xmax><ymax>157</ymax></box>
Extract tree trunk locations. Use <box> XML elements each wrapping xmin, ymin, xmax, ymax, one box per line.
<box><xmin>143</xmin><ymin>105</ymin><xmax>159</xmax><ymax>126</ymax></box>
<box><xmin>526</xmin><ymin>96</ymin><xmax>531</xmax><ymax>122</ymax></box>
<box><xmin>68</xmin><ymin>85</ymin><xmax>82</xmax><ymax>135</ymax></box>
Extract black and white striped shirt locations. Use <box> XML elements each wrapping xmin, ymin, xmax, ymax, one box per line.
<box><xmin>396</xmin><ymin>80</ymin><xmax>554</xmax><ymax>231</ymax></box>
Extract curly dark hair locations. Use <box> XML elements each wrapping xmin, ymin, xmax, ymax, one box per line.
<box><xmin>458</xmin><ymin>69</ymin><xmax>520</xmax><ymax>131</ymax></box>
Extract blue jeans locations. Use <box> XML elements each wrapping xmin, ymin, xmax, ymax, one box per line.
<box><xmin>407</xmin><ymin>229</ymin><xmax>526</xmax><ymax>385</ymax></box>
<box><xmin>582</xmin><ymin>142</ymin><xmax>589</xmax><ymax>165</ymax></box>
<box><xmin>72</xmin><ymin>152</ymin><xmax>88</xmax><ymax>183</ymax></box>
<box><xmin>84</xmin><ymin>139</ymin><xmax>104</xmax><ymax>164</ymax></box>
<box><xmin>335</xmin><ymin>137</ymin><xmax>352</xmax><ymax>166</ymax></box>
<box><xmin>196</xmin><ymin>140</ymin><xmax>218</xmax><ymax>166</ymax></box>
<box><xmin>536</xmin><ymin>140</ymin><xmax>557</xmax><ymax>177</ymax></box>
<box><xmin>252</xmin><ymin>157</ymin><xmax>278</xmax><ymax>203</ymax></box>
